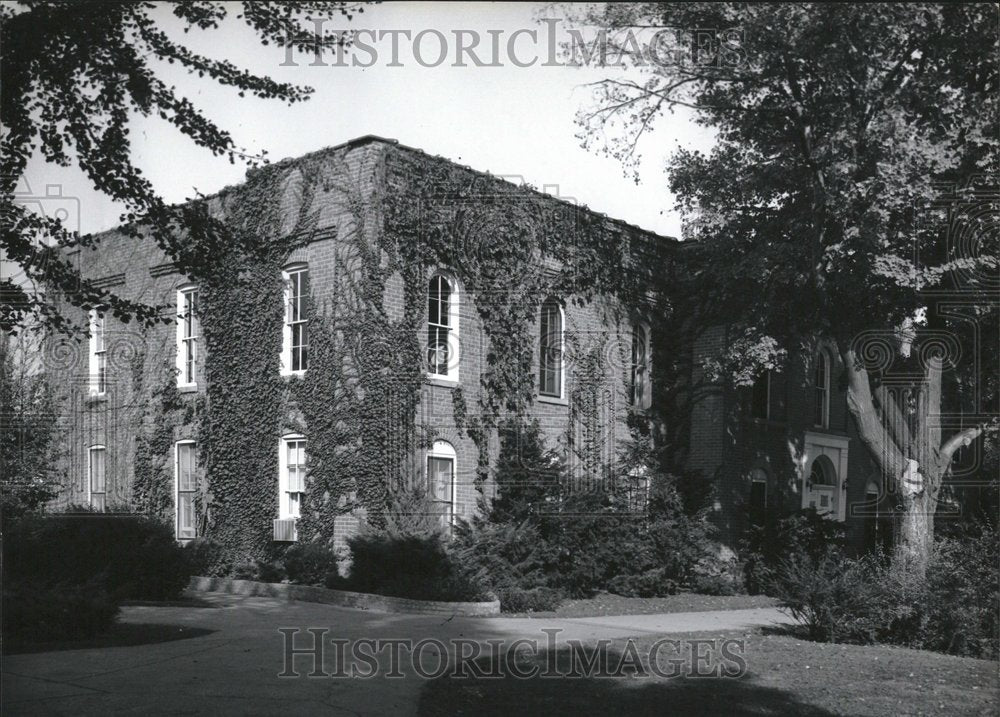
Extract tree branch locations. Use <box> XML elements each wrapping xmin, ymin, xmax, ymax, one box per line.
<box><xmin>940</xmin><ymin>420</ymin><xmax>999</xmax><ymax>465</ymax></box>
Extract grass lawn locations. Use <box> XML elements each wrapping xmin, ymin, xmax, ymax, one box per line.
<box><xmin>418</xmin><ymin>629</ymin><xmax>999</xmax><ymax>716</ymax></box>
<box><xmin>500</xmin><ymin>591</ymin><xmax>780</xmax><ymax>618</ymax></box>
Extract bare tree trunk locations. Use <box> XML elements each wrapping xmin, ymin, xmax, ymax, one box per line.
<box><xmin>841</xmin><ymin>345</ymin><xmax>993</xmax><ymax>575</ymax></box>
<box><xmin>893</xmin><ymin>471</ymin><xmax>938</xmax><ymax>574</ymax></box>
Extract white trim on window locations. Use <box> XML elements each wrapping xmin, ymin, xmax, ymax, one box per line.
<box><xmin>278</xmin><ymin>434</ymin><xmax>307</xmax><ymax>521</ymax></box>
<box><xmin>280</xmin><ymin>264</ymin><xmax>309</xmax><ymax>376</ymax></box>
<box><xmin>89</xmin><ymin>310</ymin><xmax>107</xmax><ymax>396</ymax></box>
<box><xmin>175</xmin><ymin>286</ymin><xmax>199</xmax><ymax>389</ymax></box>
<box><xmin>175</xmin><ymin>440</ymin><xmax>197</xmax><ymax>540</ymax></box>
<box><xmin>538</xmin><ymin>298</ymin><xmax>565</xmax><ymax>400</ymax></box>
<box><xmin>427</xmin><ymin>440</ymin><xmax>457</xmax><ymax>532</ymax></box>
<box><xmin>88</xmin><ymin>445</ymin><xmax>106</xmax><ymax>510</ymax></box>
<box><xmin>426</xmin><ymin>273</ymin><xmax>460</xmax><ymax>383</ymax></box>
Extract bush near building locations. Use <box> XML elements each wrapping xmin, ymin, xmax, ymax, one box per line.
<box><xmin>2</xmin><ymin>511</ymin><xmax>194</xmax><ymax>641</ymax></box>
<box><xmin>766</xmin><ymin>527</ymin><xmax>999</xmax><ymax>659</ymax></box>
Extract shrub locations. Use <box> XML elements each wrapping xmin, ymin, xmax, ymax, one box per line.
<box><xmin>454</xmin><ymin>424</ymin><xmax>725</xmax><ymax>600</ymax></box>
<box><xmin>924</xmin><ymin>531</ymin><xmax>999</xmax><ymax>658</ymax></box>
<box><xmin>4</xmin><ymin>512</ymin><xmax>193</xmax><ymax>601</ymax></box>
<box><xmin>255</xmin><ymin>559</ymin><xmax>287</xmax><ymax>583</ymax></box>
<box><xmin>768</xmin><ymin>529</ymin><xmax>999</xmax><ymax>659</ymax></box>
<box><xmin>347</xmin><ymin>531</ymin><xmax>489</xmax><ymax>602</ymax></box>
<box><xmin>231</xmin><ymin>558</ymin><xmax>259</xmax><ymax>581</ymax></box>
<box><xmin>742</xmin><ymin>508</ymin><xmax>846</xmax><ymax>594</ymax></box>
<box><xmin>496</xmin><ymin>586</ymin><xmax>563</xmax><ymax>613</ymax></box>
<box><xmin>3</xmin><ymin>579</ymin><xmax>120</xmax><ymax>641</ymax></box>
<box><xmin>608</xmin><ymin>568</ymin><xmax>678</xmax><ymax>598</ymax></box>
<box><xmin>283</xmin><ymin>542</ymin><xmax>339</xmax><ymax>586</ymax></box>
<box><xmin>182</xmin><ymin>537</ymin><xmax>227</xmax><ymax>577</ymax></box>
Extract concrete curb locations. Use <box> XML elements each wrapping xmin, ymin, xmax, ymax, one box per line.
<box><xmin>188</xmin><ymin>576</ymin><xmax>500</xmax><ymax>616</ymax></box>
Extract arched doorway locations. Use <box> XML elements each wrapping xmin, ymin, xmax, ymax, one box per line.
<box><xmin>806</xmin><ymin>454</ymin><xmax>837</xmax><ymax>515</ymax></box>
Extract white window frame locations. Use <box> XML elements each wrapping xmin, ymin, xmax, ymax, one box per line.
<box><xmin>426</xmin><ymin>273</ymin><xmax>460</xmax><ymax>383</ymax></box>
<box><xmin>89</xmin><ymin>309</ymin><xmax>107</xmax><ymax>396</ymax></box>
<box><xmin>814</xmin><ymin>351</ymin><xmax>831</xmax><ymax>429</ymax></box>
<box><xmin>427</xmin><ymin>440</ymin><xmax>457</xmax><ymax>532</ymax></box>
<box><xmin>175</xmin><ymin>286</ymin><xmax>199</xmax><ymax>389</ymax></box>
<box><xmin>630</xmin><ymin>321</ymin><xmax>651</xmax><ymax>409</ymax></box>
<box><xmin>175</xmin><ymin>440</ymin><xmax>198</xmax><ymax>540</ymax></box>
<box><xmin>538</xmin><ymin>298</ymin><xmax>565</xmax><ymax>400</ymax></box>
<box><xmin>278</xmin><ymin>434</ymin><xmax>307</xmax><ymax>520</ymax></box>
<box><xmin>280</xmin><ymin>264</ymin><xmax>309</xmax><ymax>376</ymax></box>
<box><xmin>88</xmin><ymin>444</ymin><xmax>106</xmax><ymax>510</ymax></box>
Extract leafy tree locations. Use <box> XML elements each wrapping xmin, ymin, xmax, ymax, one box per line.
<box><xmin>0</xmin><ymin>334</ymin><xmax>62</xmax><ymax>519</ymax></box>
<box><xmin>2</xmin><ymin>1</ymin><xmax>369</xmax><ymax>336</ymax></box>
<box><xmin>575</xmin><ymin>3</ymin><xmax>998</xmax><ymax>571</ymax></box>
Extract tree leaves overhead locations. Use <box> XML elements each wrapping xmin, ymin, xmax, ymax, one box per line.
<box><xmin>1</xmin><ymin>0</ymin><xmax>370</xmax><ymax>336</ymax></box>
<box><xmin>576</xmin><ymin>2</ymin><xmax>998</xmax><ymax>364</ymax></box>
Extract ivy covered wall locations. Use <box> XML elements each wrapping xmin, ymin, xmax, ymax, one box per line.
<box><xmin>50</xmin><ymin>136</ymin><xmax>677</xmax><ymax>565</ymax></box>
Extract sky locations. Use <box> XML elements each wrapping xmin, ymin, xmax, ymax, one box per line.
<box><xmin>15</xmin><ymin>1</ymin><xmax>716</xmax><ymax>243</ymax></box>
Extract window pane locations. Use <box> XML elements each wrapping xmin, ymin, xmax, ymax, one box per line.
<box><xmin>539</xmin><ymin>300</ymin><xmax>562</xmax><ymax>396</ymax></box>
<box><xmin>178</xmin><ymin>444</ymin><xmax>196</xmax><ymax>491</ymax></box>
<box><xmin>428</xmin><ymin>457</ymin><xmax>453</xmax><ymax>502</ymax></box>
<box><xmin>97</xmin><ymin>354</ymin><xmax>107</xmax><ymax>393</ymax></box>
<box><xmin>90</xmin><ymin>449</ymin><xmax>105</xmax><ymax>492</ymax></box>
<box><xmin>94</xmin><ymin>314</ymin><xmax>105</xmax><ymax>352</ymax></box>
<box><xmin>178</xmin><ymin>494</ymin><xmax>196</xmax><ymax>538</ymax></box>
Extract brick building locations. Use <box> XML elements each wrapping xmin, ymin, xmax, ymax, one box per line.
<box><xmin>48</xmin><ymin>135</ymin><xmax>880</xmax><ymax>556</ymax></box>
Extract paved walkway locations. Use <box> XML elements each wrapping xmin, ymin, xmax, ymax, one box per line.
<box><xmin>3</xmin><ymin>592</ymin><xmax>795</xmax><ymax>716</ymax></box>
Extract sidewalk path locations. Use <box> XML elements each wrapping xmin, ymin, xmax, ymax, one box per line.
<box><xmin>3</xmin><ymin>592</ymin><xmax>796</xmax><ymax>716</ymax></box>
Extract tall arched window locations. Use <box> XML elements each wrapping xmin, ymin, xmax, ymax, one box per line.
<box><xmin>630</xmin><ymin>322</ymin><xmax>651</xmax><ymax>409</ymax></box>
<box><xmin>426</xmin><ymin>275</ymin><xmax>455</xmax><ymax>378</ymax></box>
<box><xmin>539</xmin><ymin>298</ymin><xmax>563</xmax><ymax>398</ymax></box>
<box><xmin>814</xmin><ymin>351</ymin><xmax>831</xmax><ymax>428</ymax></box>
<box><xmin>428</xmin><ymin>440</ymin><xmax>457</xmax><ymax>532</ymax></box>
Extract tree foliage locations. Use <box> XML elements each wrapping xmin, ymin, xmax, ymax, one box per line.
<box><xmin>575</xmin><ymin>2</ymin><xmax>998</xmax><ymax>567</ymax></box>
<box><xmin>1</xmin><ymin>0</ymin><xmax>369</xmax><ymax>336</ymax></box>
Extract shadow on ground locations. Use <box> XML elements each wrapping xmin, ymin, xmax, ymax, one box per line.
<box><xmin>416</xmin><ymin>645</ymin><xmax>834</xmax><ymax>717</ymax></box>
<box><xmin>4</xmin><ymin>623</ymin><xmax>216</xmax><ymax>655</ymax></box>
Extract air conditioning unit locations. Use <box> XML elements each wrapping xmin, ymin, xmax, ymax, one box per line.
<box><xmin>273</xmin><ymin>518</ymin><xmax>297</xmax><ymax>542</ymax></box>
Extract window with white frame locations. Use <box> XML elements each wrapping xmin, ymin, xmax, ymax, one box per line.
<box><xmin>630</xmin><ymin>322</ymin><xmax>651</xmax><ymax>409</ymax></box>
<box><xmin>426</xmin><ymin>274</ymin><xmax>459</xmax><ymax>381</ymax></box>
<box><xmin>88</xmin><ymin>445</ymin><xmax>106</xmax><ymax>510</ymax></box>
<box><xmin>175</xmin><ymin>441</ymin><xmax>197</xmax><ymax>539</ymax></box>
<box><xmin>176</xmin><ymin>287</ymin><xmax>199</xmax><ymax>388</ymax></box>
<box><xmin>814</xmin><ymin>351</ymin><xmax>831</xmax><ymax>428</ymax></box>
<box><xmin>539</xmin><ymin>298</ymin><xmax>563</xmax><ymax>398</ymax></box>
<box><xmin>89</xmin><ymin>310</ymin><xmax>107</xmax><ymax>395</ymax></box>
<box><xmin>281</xmin><ymin>265</ymin><xmax>309</xmax><ymax>374</ymax></box>
<box><xmin>427</xmin><ymin>440</ymin><xmax>456</xmax><ymax>531</ymax></box>
<box><xmin>279</xmin><ymin>435</ymin><xmax>306</xmax><ymax>519</ymax></box>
